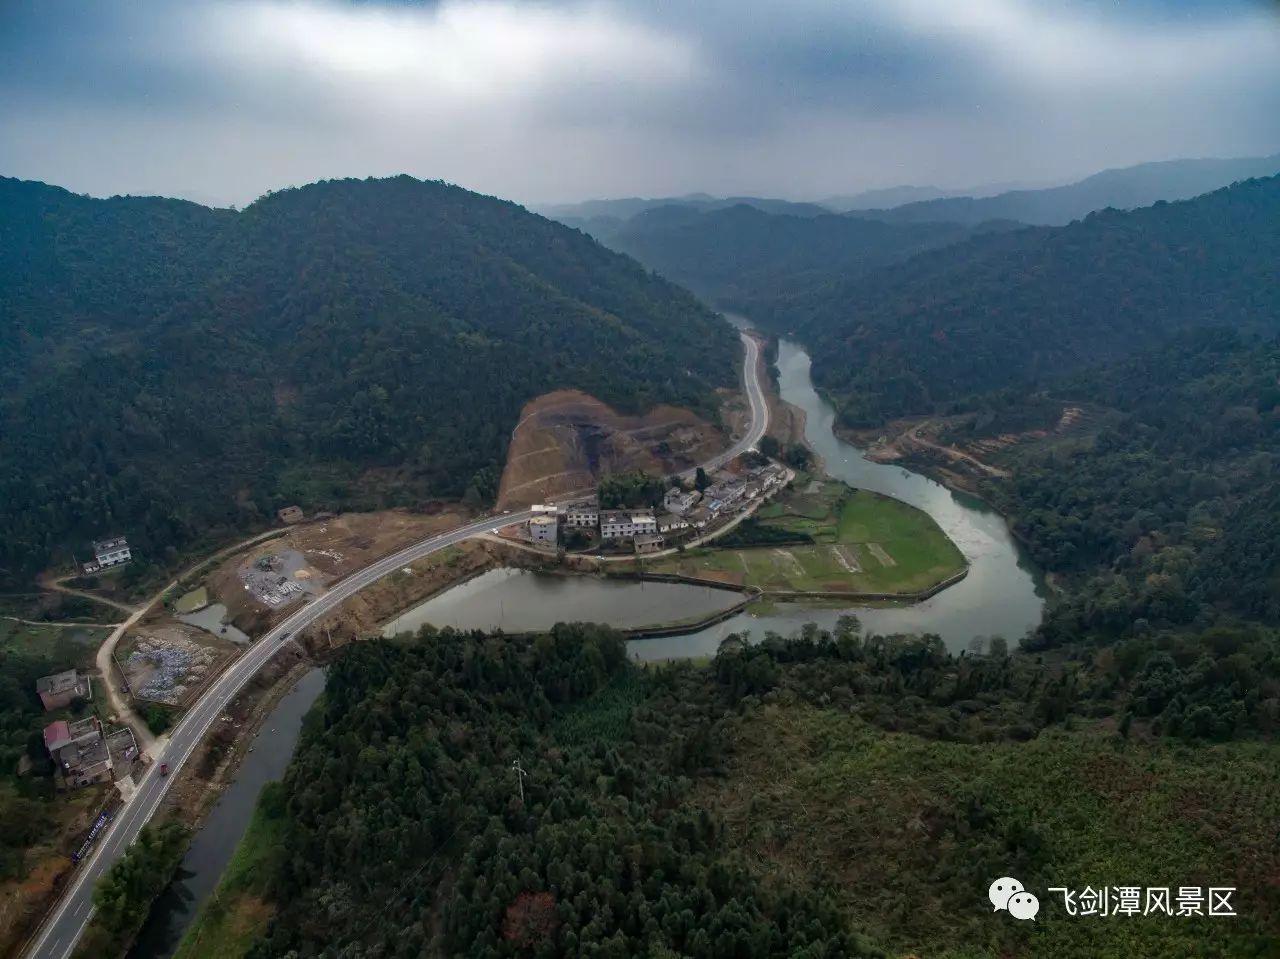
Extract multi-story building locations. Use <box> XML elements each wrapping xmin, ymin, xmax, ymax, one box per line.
<box><xmin>663</xmin><ymin>487</ymin><xmax>701</xmax><ymax>515</ymax></box>
<box><xmin>86</xmin><ymin>536</ymin><xmax>131</xmax><ymax>573</ymax></box>
<box><xmin>563</xmin><ymin>501</ymin><xmax>600</xmax><ymax>528</ymax></box>
<box><xmin>528</xmin><ymin>515</ymin><xmax>559</xmax><ymax>545</ymax></box>
<box><xmin>658</xmin><ymin>513</ymin><xmax>689</xmax><ymax>534</ymax></box>
<box><xmin>633</xmin><ymin>533</ymin><xmax>665</xmax><ymax>554</ymax></box>
<box><xmin>44</xmin><ymin>717</ymin><xmax>113</xmax><ymax>789</ymax></box>
<box><xmin>36</xmin><ymin>670</ymin><xmax>91</xmax><ymax>712</ymax></box>
<box><xmin>599</xmin><ymin>510</ymin><xmax>658</xmax><ymax>540</ymax></box>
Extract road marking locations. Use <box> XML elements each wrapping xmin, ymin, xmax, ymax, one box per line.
<box><xmin>30</xmin><ymin>331</ymin><xmax>767</xmax><ymax>959</ymax></box>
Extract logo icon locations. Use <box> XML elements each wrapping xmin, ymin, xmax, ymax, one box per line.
<box><xmin>990</xmin><ymin>877</ymin><xmax>1039</xmax><ymax>921</ymax></box>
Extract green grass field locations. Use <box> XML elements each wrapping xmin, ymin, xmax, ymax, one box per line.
<box><xmin>0</xmin><ymin>619</ymin><xmax>107</xmax><ymax>670</ymax></box>
<box><xmin>172</xmin><ymin>782</ymin><xmax>288</xmax><ymax>959</ymax></box>
<box><xmin>709</xmin><ymin>705</ymin><xmax>1280</xmax><ymax>959</ymax></box>
<box><xmin>654</xmin><ymin>482</ymin><xmax>965</xmax><ymax>595</ymax></box>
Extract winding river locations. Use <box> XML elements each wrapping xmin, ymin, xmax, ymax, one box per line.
<box><xmin>129</xmin><ymin>330</ymin><xmax>1046</xmax><ymax>956</ymax></box>
<box><xmin>389</xmin><ymin>337</ymin><xmax>1046</xmax><ymax>658</ymax></box>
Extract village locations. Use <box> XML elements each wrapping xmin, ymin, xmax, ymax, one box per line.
<box><xmin>520</xmin><ymin>459</ymin><xmax>791</xmax><ymax>555</ymax></box>
<box><xmin>35</xmin><ymin>669</ymin><xmax>140</xmax><ymax>794</ymax></box>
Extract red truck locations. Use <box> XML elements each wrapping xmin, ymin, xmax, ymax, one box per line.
<box><xmin>159</xmin><ymin>762</ymin><xmax>169</xmax><ymax>777</ymax></box>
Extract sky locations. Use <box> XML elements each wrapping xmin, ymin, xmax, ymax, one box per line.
<box><xmin>2</xmin><ymin>0</ymin><xmax>1279</xmax><ymax>207</ymax></box>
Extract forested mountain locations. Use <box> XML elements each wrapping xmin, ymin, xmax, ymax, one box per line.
<box><xmin>0</xmin><ymin>175</ymin><xmax>737</xmax><ymax>580</ymax></box>
<box><xmin>848</xmin><ymin>152</ymin><xmax>1280</xmax><ymax>226</ymax></box>
<box><xmin>598</xmin><ymin>203</ymin><xmax>1007</xmax><ymax>315</ymax></box>
<box><xmin>791</xmin><ymin>175</ymin><xmax>1280</xmax><ymax>428</ymax></box>
<box><xmin>957</xmin><ymin>330</ymin><xmax>1280</xmax><ymax>646</ymax></box>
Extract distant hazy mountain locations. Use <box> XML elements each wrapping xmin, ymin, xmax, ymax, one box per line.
<box><xmin>789</xmin><ymin>174</ymin><xmax>1280</xmax><ymax>427</ymax></box>
<box><xmin>539</xmin><ymin>193</ymin><xmax>829</xmax><ymax>232</ymax></box>
<box><xmin>600</xmin><ymin>202</ymin><xmax>1015</xmax><ymax>312</ymax></box>
<box><xmin>821</xmin><ymin>185</ymin><xmax>957</xmax><ymax>212</ymax></box>
<box><xmin>848</xmin><ymin>153</ymin><xmax>1280</xmax><ymax>226</ymax></box>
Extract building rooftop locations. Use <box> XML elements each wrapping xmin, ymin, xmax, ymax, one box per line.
<box><xmin>36</xmin><ymin>669</ymin><xmax>80</xmax><ymax>695</ymax></box>
<box><xmin>43</xmin><ymin>721</ymin><xmax>72</xmax><ymax>752</ymax></box>
<box><xmin>634</xmin><ymin>533</ymin><xmax>664</xmax><ymax>545</ymax></box>
<box><xmin>93</xmin><ymin>536</ymin><xmax>128</xmax><ymax>552</ymax></box>
<box><xmin>529</xmin><ymin>515</ymin><xmax>557</xmax><ymax>526</ymax></box>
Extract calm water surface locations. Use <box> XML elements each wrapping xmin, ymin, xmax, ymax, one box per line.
<box><xmin>382</xmin><ymin>568</ymin><xmax>743</xmax><ymax>637</ymax></box>
<box><xmin>129</xmin><ymin>668</ymin><xmax>326</xmax><ymax>959</ymax></box>
<box><xmin>384</xmin><ymin>337</ymin><xmax>1045</xmax><ymax>658</ymax></box>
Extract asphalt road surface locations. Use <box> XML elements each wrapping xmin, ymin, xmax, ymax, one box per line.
<box><xmin>25</xmin><ymin>328</ymin><xmax>766</xmax><ymax>959</ymax></box>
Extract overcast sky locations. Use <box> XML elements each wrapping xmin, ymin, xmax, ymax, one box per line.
<box><xmin>2</xmin><ymin>0</ymin><xmax>1278</xmax><ymax>207</ymax></box>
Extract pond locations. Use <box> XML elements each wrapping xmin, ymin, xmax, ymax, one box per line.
<box><xmin>176</xmin><ymin>602</ymin><xmax>251</xmax><ymax>645</ymax></box>
<box><xmin>382</xmin><ymin>568</ymin><xmax>744</xmax><ymax>637</ymax></box>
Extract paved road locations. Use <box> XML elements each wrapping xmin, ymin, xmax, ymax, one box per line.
<box><xmin>682</xmin><ymin>330</ymin><xmax>768</xmax><ymax>477</ymax></box>
<box><xmin>25</xmin><ymin>328</ymin><xmax>766</xmax><ymax>959</ymax></box>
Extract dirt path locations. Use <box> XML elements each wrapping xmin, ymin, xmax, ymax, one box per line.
<box><xmin>40</xmin><ymin>575</ymin><xmax>138</xmax><ymax>615</ymax></box>
<box><xmin>903</xmin><ymin>422</ymin><xmax>1010</xmax><ymax>478</ymax></box>
<box><xmin>1</xmin><ymin>615</ymin><xmax>123</xmax><ymax>629</ymax></box>
<box><xmin>830</xmin><ymin>545</ymin><xmax>860</xmax><ymax>574</ymax></box>
<box><xmin>772</xmin><ymin>548</ymin><xmax>806</xmax><ymax>579</ymax></box>
<box><xmin>96</xmin><ymin>606</ymin><xmax>159</xmax><ymax>754</ymax></box>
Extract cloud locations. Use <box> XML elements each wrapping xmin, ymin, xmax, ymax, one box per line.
<box><xmin>1</xmin><ymin>0</ymin><xmax>1277</xmax><ymax>205</ymax></box>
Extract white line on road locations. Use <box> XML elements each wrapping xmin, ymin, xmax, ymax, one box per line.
<box><xmin>25</xmin><ymin>330</ymin><xmax>767</xmax><ymax>959</ymax></box>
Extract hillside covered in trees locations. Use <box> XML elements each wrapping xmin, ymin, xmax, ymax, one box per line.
<box><xmin>790</xmin><ymin>175</ymin><xmax>1280</xmax><ymax>428</ymax></box>
<box><xmin>220</xmin><ymin>624</ymin><xmax>1279</xmax><ymax>958</ymax></box>
<box><xmin>250</xmin><ymin>625</ymin><xmax>882</xmax><ymax>959</ymax></box>
<box><xmin>0</xmin><ymin>175</ymin><xmax>737</xmax><ymax>581</ymax></box>
<box><xmin>953</xmin><ymin>330</ymin><xmax>1280</xmax><ymax>653</ymax></box>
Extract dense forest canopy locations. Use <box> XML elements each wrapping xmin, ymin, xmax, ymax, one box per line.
<box><xmin>961</xmin><ymin>330</ymin><xmax>1280</xmax><ymax>649</ymax></box>
<box><xmin>0</xmin><ymin>175</ymin><xmax>737</xmax><ymax>581</ymax></box>
<box><xmin>243</xmin><ymin>623</ymin><xmax>1279</xmax><ymax>957</ymax></box>
<box><xmin>789</xmin><ymin>175</ymin><xmax>1280</xmax><ymax>428</ymax></box>
<box><xmin>252</xmin><ymin>625</ymin><xmax>882</xmax><ymax>959</ymax></box>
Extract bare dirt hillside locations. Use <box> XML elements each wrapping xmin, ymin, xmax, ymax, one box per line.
<box><xmin>497</xmin><ymin>390</ymin><xmax>729</xmax><ymax>508</ymax></box>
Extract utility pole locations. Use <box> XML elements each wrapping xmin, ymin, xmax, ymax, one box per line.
<box><xmin>511</xmin><ymin>758</ymin><xmax>527</xmax><ymax>803</ymax></box>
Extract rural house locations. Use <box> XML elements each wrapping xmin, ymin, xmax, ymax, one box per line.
<box><xmin>35</xmin><ymin>669</ymin><xmax>91</xmax><ymax>711</ymax></box>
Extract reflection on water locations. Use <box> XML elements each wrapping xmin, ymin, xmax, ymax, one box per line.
<box><xmin>382</xmin><ymin>568</ymin><xmax>743</xmax><ymax>637</ymax></box>
<box><xmin>176</xmin><ymin>602</ymin><xmax>251</xmax><ymax>645</ymax></box>
<box><xmin>634</xmin><ymin>336</ymin><xmax>1045</xmax><ymax>657</ymax></box>
<box><xmin>128</xmin><ymin>669</ymin><xmax>326</xmax><ymax>959</ymax></box>
<box><xmin>381</xmin><ymin>333</ymin><xmax>1045</xmax><ymax>659</ymax></box>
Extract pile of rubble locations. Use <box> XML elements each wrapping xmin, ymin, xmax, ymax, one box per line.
<box><xmin>241</xmin><ymin>553</ymin><xmax>306</xmax><ymax>608</ymax></box>
<box><xmin>125</xmin><ymin>635</ymin><xmax>219</xmax><ymax>705</ymax></box>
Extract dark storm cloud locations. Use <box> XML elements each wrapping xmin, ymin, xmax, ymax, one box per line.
<box><xmin>1</xmin><ymin>0</ymin><xmax>1277</xmax><ymax>206</ymax></box>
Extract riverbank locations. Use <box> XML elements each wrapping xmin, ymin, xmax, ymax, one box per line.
<box><xmin>119</xmin><ymin>657</ymin><xmax>321</xmax><ymax>959</ymax></box>
<box><xmin>71</xmin><ymin>647</ymin><xmax>312</xmax><ymax>958</ymax></box>
<box><xmin>649</xmin><ymin>482</ymin><xmax>967</xmax><ymax>597</ymax></box>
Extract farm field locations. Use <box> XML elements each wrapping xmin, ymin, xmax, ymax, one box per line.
<box><xmin>652</xmin><ymin>481</ymin><xmax>964</xmax><ymax>595</ymax></box>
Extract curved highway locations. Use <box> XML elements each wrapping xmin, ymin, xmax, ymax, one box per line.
<box><xmin>25</xmin><ymin>328</ymin><xmax>767</xmax><ymax>959</ymax></box>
